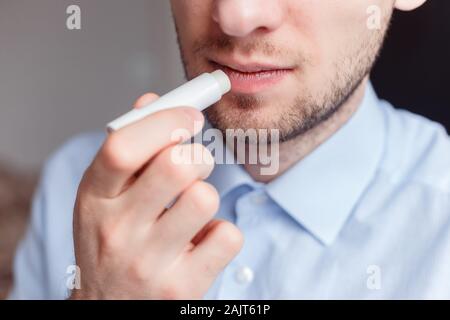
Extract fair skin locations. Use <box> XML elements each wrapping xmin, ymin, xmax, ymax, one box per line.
<box><xmin>71</xmin><ymin>0</ymin><xmax>427</xmax><ymax>299</ymax></box>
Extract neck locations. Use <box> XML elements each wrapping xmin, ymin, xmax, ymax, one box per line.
<box><xmin>243</xmin><ymin>78</ymin><xmax>369</xmax><ymax>183</ymax></box>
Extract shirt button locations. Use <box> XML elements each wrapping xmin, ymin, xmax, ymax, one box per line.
<box><xmin>251</xmin><ymin>193</ymin><xmax>268</xmax><ymax>205</ymax></box>
<box><xmin>235</xmin><ymin>266</ymin><xmax>254</xmax><ymax>285</ymax></box>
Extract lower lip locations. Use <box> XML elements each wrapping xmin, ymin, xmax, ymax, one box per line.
<box><xmin>212</xmin><ymin>63</ymin><xmax>293</xmax><ymax>94</ymax></box>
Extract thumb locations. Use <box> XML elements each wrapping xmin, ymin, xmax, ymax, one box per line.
<box><xmin>133</xmin><ymin>92</ymin><xmax>160</xmax><ymax>109</ymax></box>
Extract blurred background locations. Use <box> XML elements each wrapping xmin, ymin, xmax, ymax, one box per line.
<box><xmin>0</xmin><ymin>0</ymin><xmax>183</xmax><ymax>170</ymax></box>
<box><xmin>0</xmin><ymin>0</ymin><xmax>184</xmax><ymax>298</ymax></box>
<box><xmin>0</xmin><ymin>0</ymin><xmax>448</xmax><ymax>298</ymax></box>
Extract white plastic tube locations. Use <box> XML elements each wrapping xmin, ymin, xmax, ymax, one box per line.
<box><xmin>107</xmin><ymin>70</ymin><xmax>231</xmax><ymax>132</ymax></box>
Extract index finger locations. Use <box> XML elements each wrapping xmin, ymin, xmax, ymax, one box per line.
<box><xmin>82</xmin><ymin>106</ymin><xmax>204</xmax><ymax>198</ymax></box>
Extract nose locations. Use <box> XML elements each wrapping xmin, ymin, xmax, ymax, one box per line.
<box><xmin>213</xmin><ymin>0</ymin><xmax>284</xmax><ymax>38</ymax></box>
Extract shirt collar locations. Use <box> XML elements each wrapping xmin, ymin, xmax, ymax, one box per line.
<box><xmin>205</xmin><ymin>136</ymin><xmax>256</xmax><ymax>197</ymax></box>
<box><xmin>206</xmin><ymin>83</ymin><xmax>386</xmax><ymax>245</ymax></box>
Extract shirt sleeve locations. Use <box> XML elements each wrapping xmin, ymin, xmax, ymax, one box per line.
<box><xmin>8</xmin><ymin>132</ymin><xmax>104</xmax><ymax>300</ymax></box>
<box><xmin>8</xmin><ymin>180</ymin><xmax>50</xmax><ymax>300</ymax></box>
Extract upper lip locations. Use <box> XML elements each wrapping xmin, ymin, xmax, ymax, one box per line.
<box><xmin>210</xmin><ymin>57</ymin><xmax>294</xmax><ymax>73</ymax></box>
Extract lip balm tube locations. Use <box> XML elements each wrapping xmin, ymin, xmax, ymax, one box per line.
<box><xmin>106</xmin><ymin>70</ymin><xmax>231</xmax><ymax>132</ymax></box>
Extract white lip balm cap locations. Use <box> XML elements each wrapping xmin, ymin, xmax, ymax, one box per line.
<box><xmin>211</xmin><ymin>70</ymin><xmax>231</xmax><ymax>94</ymax></box>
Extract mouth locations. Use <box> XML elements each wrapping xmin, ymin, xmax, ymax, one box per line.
<box><xmin>209</xmin><ymin>59</ymin><xmax>295</xmax><ymax>95</ymax></box>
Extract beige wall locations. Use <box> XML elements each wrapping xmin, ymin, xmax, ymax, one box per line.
<box><xmin>0</xmin><ymin>0</ymin><xmax>184</xmax><ymax>170</ymax></box>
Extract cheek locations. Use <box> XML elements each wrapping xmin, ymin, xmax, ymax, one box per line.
<box><xmin>295</xmin><ymin>1</ymin><xmax>379</xmax><ymax>69</ymax></box>
<box><xmin>284</xmin><ymin>2</ymin><xmax>350</xmax><ymax>70</ymax></box>
<box><xmin>173</xmin><ymin>0</ymin><xmax>214</xmax><ymax>45</ymax></box>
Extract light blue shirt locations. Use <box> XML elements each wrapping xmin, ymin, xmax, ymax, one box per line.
<box><xmin>10</xmin><ymin>84</ymin><xmax>450</xmax><ymax>299</ymax></box>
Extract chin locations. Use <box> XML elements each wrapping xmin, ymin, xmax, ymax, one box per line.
<box><xmin>206</xmin><ymin>98</ymin><xmax>284</xmax><ymax>131</ymax></box>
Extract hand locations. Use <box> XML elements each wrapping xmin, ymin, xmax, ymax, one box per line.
<box><xmin>70</xmin><ymin>93</ymin><xmax>243</xmax><ymax>300</ymax></box>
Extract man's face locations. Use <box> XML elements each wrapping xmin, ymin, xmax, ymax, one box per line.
<box><xmin>170</xmin><ymin>0</ymin><xmax>394</xmax><ymax>142</ymax></box>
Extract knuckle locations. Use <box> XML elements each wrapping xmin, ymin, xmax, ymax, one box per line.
<box><xmin>98</xmin><ymin>222</ymin><xmax>122</xmax><ymax>254</ymax></box>
<box><xmin>160</xmin><ymin>147</ymin><xmax>196</xmax><ymax>182</ymax></box>
<box><xmin>187</xmin><ymin>182</ymin><xmax>220</xmax><ymax>218</ymax></box>
<box><xmin>191</xmin><ymin>144</ymin><xmax>215</xmax><ymax>176</ymax></box>
<box><xmin>163</xmin><ymin>144</ymin><xmax>214</xmax><ymax>180</ymax></box>
<box><xmin>77</xmin><ymin>166</ymin><xmax>96</xmax><ymax>194</ymax></box>
<box><xmin>101</xmin><ymin>134</ymin><xmax>135</xmax><ymax>172</ymax></box>
<box><xmin>74</xmin><ymin>192</ymin><xmax>92</xmax><ymax>218</ymax></box>
<box><xmin>74</xmin><ymin>186</ymin><xmax>102</xmax><ymax>219</ymax></box>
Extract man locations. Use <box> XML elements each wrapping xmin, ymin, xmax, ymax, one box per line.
<box><xmin>10</xmin><ymin>0</ymin><xmax>450</xmax><ymax>299</ymax></box>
